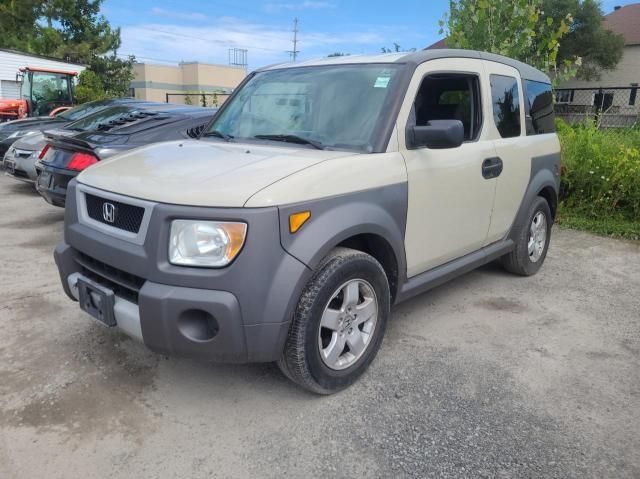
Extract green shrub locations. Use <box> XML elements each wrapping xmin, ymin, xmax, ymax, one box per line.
<box><xmin>75</xmin><ymin>70</ymin><xmax>107</xmax><ymax>104</ymax></box>
<box><xmin>557</xmin><ymin>119</ymin><xmax>640</xmax><ymax>222</ymax></box>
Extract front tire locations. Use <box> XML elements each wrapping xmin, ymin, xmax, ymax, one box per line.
<box><xmin>501</xmin><ymin>196</ymin><xmax>552</xmax><ymax>276</ymax></box>
<box><xmin>278</xmin><ymin>248</ymin><xmax>390</xmax><ymax>394</ymax></box>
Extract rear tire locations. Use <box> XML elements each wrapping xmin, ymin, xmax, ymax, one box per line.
<box><xmin>278</xmin><ymin>248</ymin><xmax>390</xmax><ymax>394</ymax></box>
<box><xmin>501</xmin><ymin>196</ymin><xmax>552</xmax><ymax>276</ymax></box>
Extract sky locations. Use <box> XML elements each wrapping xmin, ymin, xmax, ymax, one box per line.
<box><xmin>103</xmin><ymin>0</ymin><xmax>638</xmax><ymax>70</ymax></box>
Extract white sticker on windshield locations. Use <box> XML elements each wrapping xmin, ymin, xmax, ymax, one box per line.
<box><xmin>374</xmin><ymin>76</ymin><xmax>391</xmax><ymax>88</ymax></box>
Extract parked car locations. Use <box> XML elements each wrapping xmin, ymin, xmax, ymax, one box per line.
<box><xmin>2</xmin><ymin>131</ymin><xmax>47</xmax><ymax>183</ymax></box>
<box><xmin>0</xmin><ymin>98</ymin><xmax>144</xmax><ymax>158</ymax></box>
<box><xmin>53</xmin><ymin>50</ymin><xmax>560</xmax><ymax>394</ymax></box>
<box><xmin>36</xmin><ymin>103</ymin><xmax>215</xmax><ymax>206</ymax></box>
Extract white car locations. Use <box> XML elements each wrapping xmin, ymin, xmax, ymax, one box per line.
<box><xmin>54</xmin><ymin>49</ymin><xmax>560</xmax><ymax>394</ymax></box>
<box><xmin>2</xmin><ymin>131</ymin><xmax>46</xmax><ymax>184</ymax></box>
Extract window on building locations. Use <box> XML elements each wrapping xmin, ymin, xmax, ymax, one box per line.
<box><xmin>490</xmin><ymin>74</ymin><xmax>521</xmax><ymax>138</ymax></box>
<box><xmin>629</xmin><ymin>87</ymin><xmax>637</xmax><ymax>106</ymax></box>
<box><xmin>594</xmin><ymin>92</ymin><xmax>614</xmax><ymax>111</ymax></box>
<box><xmin>413</xmin><ymin>73</ymin><xmax>482</xmax><ymax>141</ymax></box>
<box><xmin>555</xmin><ymin>90</ymin><xmax>574</xmax><ymax>103</ymax></box>
<box><xmin>524</xmin><ymin>80</ymin><xmax>555</xmax><ymax>135</ymax></box>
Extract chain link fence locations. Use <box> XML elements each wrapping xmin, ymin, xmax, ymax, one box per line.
<box><xmin>554</xmin><ymin>87</ymin><xmax>639</xmax><ymax>128</ymax></box>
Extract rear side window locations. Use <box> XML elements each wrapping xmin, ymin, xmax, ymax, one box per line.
<box><xmin>525</xmin><ymin>80</ymin><xmax>555</xmax><ymax>135</ymax></box>
<box><xmin>490</xmin><ymin>75</ymin><xmax>521</xmax><ymax>138</ymax></box>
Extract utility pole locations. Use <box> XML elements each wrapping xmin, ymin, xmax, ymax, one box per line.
<box><xmin>288</xmin><ymin>17</ymin><xmax>300</xmax><ymax>62</ymax></box>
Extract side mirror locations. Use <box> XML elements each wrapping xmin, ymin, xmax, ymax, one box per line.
<box><xmin>407</xmin><ymin>119</ymin><xmax>464</xmax><ymax>149</ymax></box>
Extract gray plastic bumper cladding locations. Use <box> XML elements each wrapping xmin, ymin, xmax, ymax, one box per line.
<box><xmin>56</xmin><ymin>181</ymin><xmax>313</xmax><ymax>363</ymax></box>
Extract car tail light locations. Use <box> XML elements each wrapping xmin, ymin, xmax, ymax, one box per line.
<box><xmin>38</xmin><ymin>144</ymin><xmax>51</xmax><ymax>159</ymax></box>
<box><xmin>67</xmin><ymin>152</ymin><xmax>98</xmax><ymax>171</ymax></box>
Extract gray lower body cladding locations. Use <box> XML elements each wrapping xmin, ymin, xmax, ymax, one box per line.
<box><xmin>54</xmin><ymin>160</ymin><xmax>558</xmax><ymax>365</ymax></box>
<box><xmin>56</xmin><ymin>181</ymin><xmax>313</xmax><ymax>363</ymax></box>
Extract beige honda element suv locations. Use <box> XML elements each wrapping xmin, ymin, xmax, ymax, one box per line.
<box><xmin>54</xmin><ymin>49</ymin><xmax>560</xmax><ymax>394</ymax></box>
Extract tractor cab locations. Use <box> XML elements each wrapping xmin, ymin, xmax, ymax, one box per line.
<box><xmin>0</xmin><ymin>67</ymin><xmax>77</xmax><ymax>121</ymax></box>
<box><xmin>18</xmin><ymin>67</ymin><xmax>77</xmax><ymax>116</ymax></box>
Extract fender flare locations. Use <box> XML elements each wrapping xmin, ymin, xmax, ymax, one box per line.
<box><xmin>278</xmin><ymin>185</ymin><xmax>408</xmax><ymax>281</ymax></box>
<box><xmin>508</xmin><ymin>154</ymin><xmax>560</xmax><ymax>241</ymax></box>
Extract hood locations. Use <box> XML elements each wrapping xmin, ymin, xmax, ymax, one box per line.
<box><xmin>78</xmin><ymin>140</ymin><xmax>355</xmax><ymax>207</ymax></box>
<box><xmin>0</xmin><ymin>116</ymin><xmax>67</xmax><ymax>133</ymax></box>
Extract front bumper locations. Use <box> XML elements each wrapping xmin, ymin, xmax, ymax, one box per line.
<box><xmin>59</xmin><ymin>265</ymin><xmax>249</xmax><ymax>362</ymax></box>
<box><xmin>54</xmin><ymin>181</ymin><xmax>313</xmax><ymax>363</ymax></box>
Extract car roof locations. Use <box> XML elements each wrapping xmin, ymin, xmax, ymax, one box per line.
<box><xmin>258</xmin><ymin>48</ymin><xmax>550</xmax><ymax>84</ymax></box>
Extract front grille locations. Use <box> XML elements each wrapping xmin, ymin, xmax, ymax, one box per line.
<box><xmin>85</xmin><ymin>193</ymin><xmax>145</xmax><ymax>233</ymax></box>
<box><xmin>75</xmin><ymin>252</ymin><xmax>145</xmax><ymax>303</ymax></box>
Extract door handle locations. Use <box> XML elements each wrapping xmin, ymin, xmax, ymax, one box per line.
<box><xmin>482</xmin><ymin>157</ymin><xmax>503</xmax><ymax>179</ymax></box>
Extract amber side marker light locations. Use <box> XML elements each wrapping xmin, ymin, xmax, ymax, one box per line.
<box><xmin>289</xmin><ymin>211</ymin><xmax>311</xmax><ymax>233</ymax></box>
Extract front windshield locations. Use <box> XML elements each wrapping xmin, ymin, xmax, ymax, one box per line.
<box><xmin>206</xmin><ymin>64</ymin><xmax>402</xmax><ymax>152</ymax></box>
<box><xmin>57</xmin><ymin>101</ymin><xmax>111</xmax><ymax>121</ymax></box>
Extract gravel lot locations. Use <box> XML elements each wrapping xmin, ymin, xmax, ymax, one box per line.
<box><xmin>0</xmin><ymin>173</ymin><xmax>639</xmax><ymax>479</ymax></box>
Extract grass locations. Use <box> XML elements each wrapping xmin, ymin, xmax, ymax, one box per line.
<box><xmin>556</xmin><ymin>120</ymin><xmax>640</xmax><ymax>241</ymax></box>
<box><xmin>556</xmin><ymin>205</ymin><xmax>640</xmax><ymax>241</ymax></box>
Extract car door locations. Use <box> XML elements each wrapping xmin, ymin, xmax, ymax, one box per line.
<box><xmin>396</xmin><ymin>58</ymin><xmax>498</xmax><ymax>277</ymax></box>
<box><xmin>482</xmin><ymin>61</ymin><xmax>531</xmax><ymax>242</ymax></box>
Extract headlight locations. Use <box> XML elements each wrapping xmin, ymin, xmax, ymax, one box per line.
<box><xmin>169</xmin><ymin>220</ymin><xmax>247</xmax><ymax>267</ymax></box>
<box><xmin>8</xmin><ymin>130</ymin><xmax>36</xmax><ymax>139</ymax></box>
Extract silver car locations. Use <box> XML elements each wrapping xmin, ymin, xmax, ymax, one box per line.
<box><xmin>2</xmin><ymin>131</ymin><xmax>46</xmax><ymax>184</ymax></box>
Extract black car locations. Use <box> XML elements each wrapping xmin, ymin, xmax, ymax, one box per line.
<box><xmin>36</xmin><ymin>103</ymin><xmax>215</xmax><ymax>207</ymax></box>
<box><xmin>0</xmin><ymin>98</ymin><xmax>145</xmax><ymax>158</ymax></box>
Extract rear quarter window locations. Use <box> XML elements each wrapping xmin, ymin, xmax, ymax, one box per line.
<box><xmin>490</xmin><ymin>74</ymin><xmax>521</xmax><ymax>138</ymax></box>
<box><xmin>524</xmin><ymin>80</ymin><xmax>555</xmax><ymax>135</ymax></box>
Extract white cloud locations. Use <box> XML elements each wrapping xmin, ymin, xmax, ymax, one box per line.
<box><xmin>264</xmin><ymin>1</ymin><xmax>335</xmax><ymax>13</ymax></box>
<box><xmin>150</xmin><ymin>7</ymin><xmax>208</xmax><ymax>21</ymax></box>
<box><xmin>119</xmin><ymin>17</ymin><xmax>386</xmax><ymax>69</ymax></box>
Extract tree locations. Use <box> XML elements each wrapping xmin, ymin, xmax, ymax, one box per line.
<box><xmin>440</xmin><ymin>0</ymin><xmax>577</xmax><ymax>82</ymax></box>
<box><xmin>89</xmin><ymin>53</ymin><xmax>135</xmax><ymax>97</ymax></box>
<box><xmin>0</xmin><ymin>0</ymin><xmax>41</xmax><ymax>51</ymax></box>
<box><xmin>380</xmin><ymin>42</ymin><xmax>416</xmax><ymax>53</ymax></box>
<box><xmin>327</xmin><ymin>52</ymin><xmax>350</xmax><ymax>57</ymax></box>
<box><xmin>381</xmin><ymin>43</ymin><xmax>416</xmax><ymax>54</ymax></box>
<box><xmin>74</xmin><ymin>70</ymin><xmax>106</xmax><ymax>103</ymax></box>
<box><xmin>0</xmin><ymin>0</ymin><xmax>134</xmax><ymax>100</ymax></box>
<box><xmin>540</xmin><ymin>0</ymin><xmax>624</xmax><ymax>80</ymax></box>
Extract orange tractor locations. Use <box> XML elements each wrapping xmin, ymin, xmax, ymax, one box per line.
<box><xmin>0</xmin><ymin>67</ymin><xmax>78</xmax><ymax>122</ymax></box>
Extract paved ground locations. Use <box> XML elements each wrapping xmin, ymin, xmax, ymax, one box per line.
<box><xmin>0</xmin><ymin>173</ymin><xmax>639</xmax><ymax>479</ymax></box>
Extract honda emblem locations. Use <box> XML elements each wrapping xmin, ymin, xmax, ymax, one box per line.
<box><xmin>102</xmin><ymin>202</ymin><xmax>116</xmax><ymax>223</ymax></box>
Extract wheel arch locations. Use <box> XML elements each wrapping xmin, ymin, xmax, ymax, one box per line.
<box><xmin>508</xmin><ymin>154</ymin><xmax>560</xmax><ymax>241</ymax></box>
<box><xmin>336</xmin><ymin>233</ymin><xmax>401</xmax><ymax>303</ymax></box>
<box><xmin>278</xmin><ymin>186</ymin><xmax>408</xmax><ymax>303</ymax></box>
<box><xmin>537</xmin><ymin>184</ymin><xmax>558</xmax><ymax>220</ymax></box>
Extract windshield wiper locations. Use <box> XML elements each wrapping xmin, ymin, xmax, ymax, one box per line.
<box><xmin>254</xmin><ymin>134</ymin><xmax>325</xmax><ymax>150</ymax></box>
<box><xmin>203</xmin><ymin>129</ymin><xmax>233</xmax><ymax>141</ymax></box>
